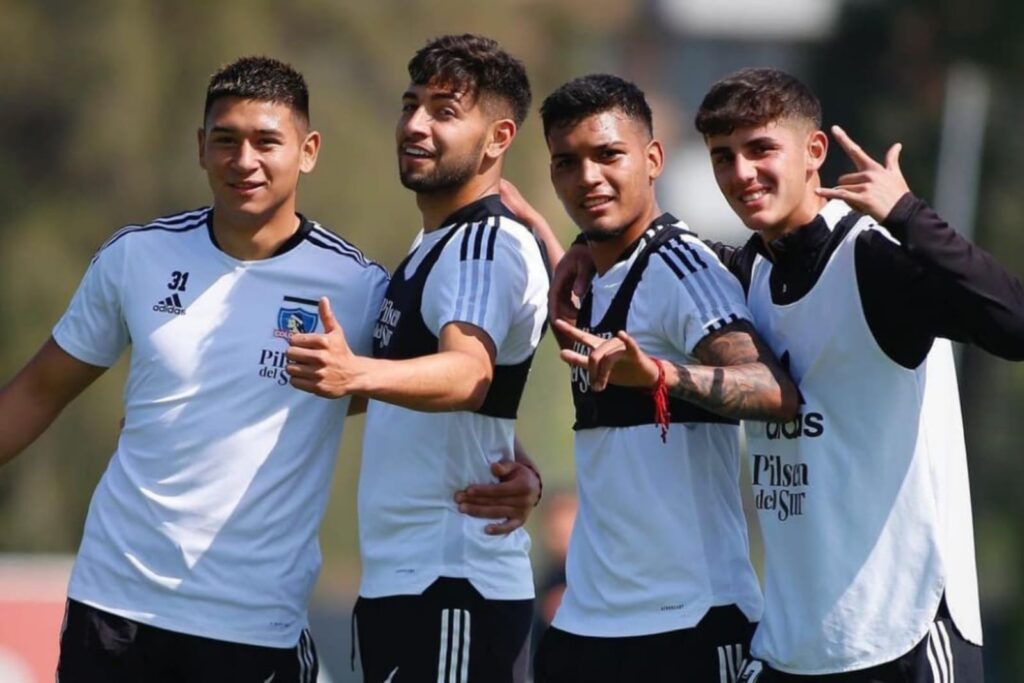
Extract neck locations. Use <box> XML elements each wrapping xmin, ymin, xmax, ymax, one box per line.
<box><xmin>211</xmin><ymin>201</ymin><xmax>300</xmax><ymax>261</ymax></box>
<box><xmin>589</xmin><ymin>201</ymin><xmax>662</xmax><ymax>275</ymax></box>
<box><xmin>417</xmin><ymin>167</ymin><xmax>502</xmax><ymax>232</ymax></box>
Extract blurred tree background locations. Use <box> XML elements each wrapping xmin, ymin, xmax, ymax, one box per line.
<box><xmin>0</xmin><ymin>0</ymin><xmax>1020</xmax><ymax>678</ymax></box>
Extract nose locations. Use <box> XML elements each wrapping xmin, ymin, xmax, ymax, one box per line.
<box><xmin>578</xmin><ymin>158</ymin><xmax>602</xmax><ymax>188</ymax></box>
<box><xmin>733</xmin><ymin>154</ymin><xmax>757</xmax><ymax>183</ymax></box>
<box><xmin>231</xmin><ymin>140</ymin><xmax>259</xmax><ymax>173</ymax></box>
<box><xmin>399</xmin><ymin>105</ymin><xmax>430</xmax><ymax>140</ymax></box>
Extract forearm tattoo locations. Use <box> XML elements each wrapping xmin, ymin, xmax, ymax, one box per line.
<box><xmin>666</xmin><ymin>321</ymin><xmax>799</xmax><ymax>422</ymax></box>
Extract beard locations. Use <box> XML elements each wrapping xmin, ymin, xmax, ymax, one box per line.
<box><xmin>581</xmin><ymin>224</ymin><xmax>629</xmax><ymax>243</ymax></box>
<box><xmin>398</xmin><ymin>139</ymin><xmax>483</xmax><ymax>193</ymax></box>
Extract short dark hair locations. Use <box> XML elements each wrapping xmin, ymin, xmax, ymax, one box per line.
<box><xmin>204</xmin><ymin>56</ymin><xmax>310</xmax><ymax>125</ymax></box>
<box><xmin>540</xmin><ymin>74</ymin><xmax>653</xmax><ymax>139</ymax></box>
<box><xmin>695</xmin><ymin>67</ymin><xmax>821</xmax><ymax>137</ymax></box>
<box><xmin>408</xmin><ymin>34</ymin><xmax>531</xmax><ymax>126</ymax></box>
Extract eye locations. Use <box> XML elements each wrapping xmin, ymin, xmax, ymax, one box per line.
<box><xmin>551</xmin><ymin>157</ymin><xmax>575</xmax><ymax>171</ymax></box>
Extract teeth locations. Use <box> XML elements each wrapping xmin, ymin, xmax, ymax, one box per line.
<box><xmin>582</xmin><ymin>197</ymin><xmax>610</xmax><ymax>208</ymax></box>
<box><xmin>404</xmin><ymin>147</ymin><xmax>431</xmax><ymax>157</ymax></box>
<box><xmin>741</xmin><ymin>190</ymin><xmax>767</xmax><ymax>202</ymax></box>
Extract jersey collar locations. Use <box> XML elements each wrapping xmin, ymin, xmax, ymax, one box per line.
<box><xmin>435</xmin><ymin>194</ymin><xmax>515</xmax><ymax>230</ymax></box>
<box><xmin>206</xmin><ymin>211</ymin><xmax>313</xmax><ymax>258</ymax></box>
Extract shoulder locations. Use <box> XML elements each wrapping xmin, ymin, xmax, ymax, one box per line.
<box><xmin>443</xmin><ymin>214</ymin><xmax>542</xmax><ymax>266</ymax></box>
<box><xmin>302</xmin><ymin>219</ymin><xmax>390</xmax><ymax>278</ymax></box>
<box><xmin>650</xmin><ymin>228</ymin><xmax>731</xmax><ymax>280</ymax></box>
<box><xmin>94</xmin><ymin>207</ymin><xmax>210</xmax><ymax>258</ymax></box>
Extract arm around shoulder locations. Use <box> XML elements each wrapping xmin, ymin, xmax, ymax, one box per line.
<box><xmin>0</xmin><ymin>337</ymin><xmax>106</xmax><ymax>467</ymax></box>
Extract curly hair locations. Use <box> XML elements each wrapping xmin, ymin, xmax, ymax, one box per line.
<box><xmin>540</xmin><ymin>74</ymin><xmax>653</xmax><ymax>139</ymax></box>
<box><xmin>205</xmin><ymin>56</ymin><xmax>309</xmax><ymax>125</ymax></box>
<box><xmin>695</xmin><ymin>67</ymin><xmax>820</xmax><ymax>137</ymax></box>
<box><xmin>408</xmin><ymin>34</ymin><xmax>531</xmax><ymax>126</ymax></box>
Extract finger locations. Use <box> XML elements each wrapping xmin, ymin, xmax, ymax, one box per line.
<box><xmin>884</xmin><ymin>142</ymin><xmax>902</xmax><ymax>171</ymax></box>
<box><xmin>319</xmin><ymin>297</ymin><xmax>340</xmax><ymax>333</ymax></box>
<box><xmin>814</xmin><ymin>187</ymin><xmax>861</xmax><ymax>202</ymax></box>
<box><xmin>552</xmin><ymin>319</ymin><xmax>601</xmax><ymax>348</ymax></box>
<box><xmin>460</xmin><ymin>482</ymin><xmax>529</xmax><ymax>500</ymax></box>
<box><xmin>288</xmin><ymin>376</ymin><xmax>321</xmax><ymax>395</ymax></box>
<box><xmin>559</xmin><ymin>348</ymin><xmax>590</xmax><ymax>370</ymax></box>
<box><xmin>836</xmin><ymin>171</ymin><xmax>872</xmax><ymax>187</ymax></box>
<box><xmin>617</xmin><ymin>330</ymin><xmax>643</xmax><ymax>357</ymax></box>
<box><xmin>457</xmin><ymin>503</ymin><xmax>519</xmax><ymax>519</ymax></box>
<box><xmin>288</xmin><ymin>332</ymin><xmax>328</xmax><ymax>349</ymax></box>
<box><xmin>831</xmin><ymin>125</ymin><xmax>878</xmax><ymax>171</ymax></box>
<box><xmin>484</xmin><ymin>518</ymin><xmax>524</xmax><ymax>535</ymax></box>
<box><xmin>490</xmin><ymin>459</ymin><xmax>516</xmax><ymax>478</ymax></box>
<box><xmin>286</xmin><ymin>345</ymin><xmax>323</xmax><ymax>363</ymax></box>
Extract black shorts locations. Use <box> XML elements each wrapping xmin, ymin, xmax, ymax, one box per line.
<box><xmin>354</xmin><ymin>577</ymin><xmax>533</xmax><ymax>683</ymax></box>
<box><xmin>534</xmin><ymin>604</ymin><xmax>756</xmax><ymax>683</ymax></box>
<box><xmin>57</xmin><ymin>599</ymin><xmax>319</xmax><ymax>683</ymax></box>
<box><xmin>737</xmin><ymin>603</ymin><xmax>983</xmax><ymax>683</ymax></box>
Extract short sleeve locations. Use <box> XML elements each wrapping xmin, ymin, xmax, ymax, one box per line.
<box><xmin>351</xmin><ymin>266</ymin><xmax>390</xmax><ymax>356</ymax></box>
<box><xmin>646</xmin><ymin>236</ymin><xmax>752</xmax><ymax>356</ymax></box>
<box><xmin>421</xmin><ymin>219</ymin><xmax>531</xmax><ymax>353</ymax></box>
<box><xmin>52</xmin><ymin>240</ymin><xmax>131</xmax><ymax>367</ymax></box>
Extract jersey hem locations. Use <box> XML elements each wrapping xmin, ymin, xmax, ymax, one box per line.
<box><xmin>67</xmin><ymin>592</ymin><xmax>307</xmax><ymax>649</ymax></box>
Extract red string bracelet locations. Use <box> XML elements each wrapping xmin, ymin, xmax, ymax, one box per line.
<box><xmin>648</xmin><ymin>357</ymin><xmax>670</xmax><ymax>443</ymax></box>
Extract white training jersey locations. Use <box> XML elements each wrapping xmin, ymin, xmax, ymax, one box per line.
<box><xmin>53</xmin><ymin>208</ymin><xmax>389</xmax><ymax>648</ymax></box>
<box><xmin>553</xmin><ymin>217</ymin><xmax>763</xmax><ymax>637</ymax></box>
<box><xmin>358</xmin><ymin>195</ymin><xmax>548</xmax><ymax>601</ymax></box>
<box><xmin>745</xmin><ymin>200</ymin><xmax>981</xmax><ymax>674</ymax></box>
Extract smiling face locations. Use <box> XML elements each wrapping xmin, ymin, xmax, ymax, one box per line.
<box><xmin>546</xmin><ymin>108</ymin><xmax>663</xmax><ymax>245</ymax></box>
<box><xmin>198</xmin><ymin>96</ymin><xmax>318</xmax><ymax>227</ymax></box>
<box><xmin>396</xmin><ymin>82</ymin><xmax>492</xmax><ymax>194</ymax></box>
<box><xmin>706</xmin><ymin>118</ymin><xmax>827</xmax><ymax>241</ymax></box>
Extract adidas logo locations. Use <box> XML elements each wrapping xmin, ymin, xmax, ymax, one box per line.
<box><xmin>153</xmin><ymin>293</ymin><xmax>186</xmax><ymax>316</ymax></box>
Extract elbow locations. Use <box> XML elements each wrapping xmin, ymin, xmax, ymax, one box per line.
<box><xmin>457</xmin><ymin>372</ymin><xmax>493</xmax><ymax>412</ymax></box>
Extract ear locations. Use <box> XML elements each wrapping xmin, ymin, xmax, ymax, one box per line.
<box><xmin>300</xmin><ymin>130</ymin><xmax>321</xmax><ymax>174</ymax></box>
<box><xmin>484</xmin><ymin>119</ymin><xmax>517</xmax><ymax>161</ymax></box>
<box><xmin>806</xmin><ymin>129</ymin><xmax>828</xmax><ymax>172</ymax></box>
<box><xmin>197</xmin><ymin>127</ymin><xmax>207</xmax><ymax>170</ymax></box>
<box><xmin>646</xmin><ymin>138</ymin><xmax>665</xmax><ymax>182</ymax></box>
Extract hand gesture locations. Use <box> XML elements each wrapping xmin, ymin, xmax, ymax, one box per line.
<box><xmin>816</xmin><ymin>125</ymin><xmax>910</xmax><ymax>222</ymax></box>
<box><xmin>549</xmin><ymin>245</ymin><xmax>595</xmax><ymax>347</ymax></box>
<box><xmin>454</xmin><ymin>459</ymin><xmax>542</xmax><ymax>535</ymax></box>
<box><xmin>553</xmin><ymin>320</ymin><xmax>659</xmax><ymax>391</ymax></box>
<box><xmin>286</xmin><ymin>297</ymin><xmax>362</xmax><ymax>398</ymax></box>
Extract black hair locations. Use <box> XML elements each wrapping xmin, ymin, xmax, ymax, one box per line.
<box><xmin>540</xmin><ymin>74</ymin><xmax>654</xmax><ymax>139</ymax></box>
<box><xmin>408</xmin><ymin>34</ymin><xmax>531</xmax><ymax>126</ymax></box>
<box><xmin>204</xmin><ymin>56</ymin><xmax>309</xmax><ymax>125</ymax></box>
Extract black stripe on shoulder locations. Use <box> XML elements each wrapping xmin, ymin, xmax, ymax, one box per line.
<box><xmin>459</xmin><ymin>223</ymin><xmax>473</xmax><ymax>261</ymax></box>
<box><xmin>485</xmin><ymin>218</ymin><xmax>499</xmax><ymax>261</ymax></box>
<box><xmin>307</xmin><ymin>223</ymin><xmax>388</xmax><ymax>274</ymax></box>
<box><xmin>98</xmin><ymin>207</ymin><xmax>209</xmax><ymax>254</ymax></box>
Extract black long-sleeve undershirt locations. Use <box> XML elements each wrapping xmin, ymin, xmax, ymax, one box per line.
<box><xmin>708</xmin><ymin>194</ymin><xmax>1024</xmax><ymax>368</ymax></box>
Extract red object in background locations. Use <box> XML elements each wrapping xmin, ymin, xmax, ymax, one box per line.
<box><xmin>0</xmin><ymin>556</ymin><xmax>72</xmax><ymax>683</ymax></box>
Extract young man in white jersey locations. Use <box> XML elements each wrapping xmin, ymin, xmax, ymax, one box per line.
<box><xmin>555</xmin><ymin>68</ymin><xmax>1024</xmax><ymax>681</ymax></box>
<box><xmin>0</xmin><ymin>57</ymin><xmax>389</xmax><ymax>681</ymax></box>
<box><xmin>530</xmin><ymin>74</ymin><xmax>799</xmax><ymax>683</ymax></box>
<box><xmin>285</xmin><ymin>35</ymin><xmax>549</xmax><ymax>682</ymax></box>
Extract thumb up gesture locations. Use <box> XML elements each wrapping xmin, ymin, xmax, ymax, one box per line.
<box><xmin>287</xmin><ymin>297</ymin><xmax>363</xmax><ymax>398</ymax></box>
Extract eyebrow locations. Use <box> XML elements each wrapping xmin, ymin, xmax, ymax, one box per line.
<box><xmin>402</xmin><ymin>90</ymin><xmax>465</xmax><ymax>105</ymax></box>
<box><xmin>208</xmin><ymin>126</ymin><xmax>284</xmax><ymax>136</ymax></box>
